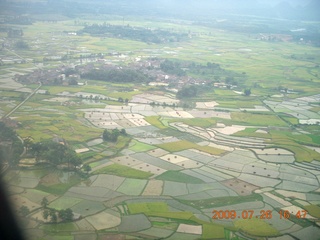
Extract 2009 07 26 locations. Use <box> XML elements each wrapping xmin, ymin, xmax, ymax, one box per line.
<box><xmin>212</xmin><ymin>210</ymin><xmax>308</xmax><ymax>220</ymax></box>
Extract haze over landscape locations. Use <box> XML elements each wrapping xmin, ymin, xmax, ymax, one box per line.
<box><xmin>0</xmin><ymin>0</ymin><xmax>319</xmax><ymax>240</ymax></box>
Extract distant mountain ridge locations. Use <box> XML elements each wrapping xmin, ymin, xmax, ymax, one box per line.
<box><xmin>0</xmin><ymin>0</ymin><xmax>319</xmax><ymax>21</ymax></box>
<box><xmin>272</xmin><ymin>0</ymin><xmax>320</xmax><ymax>20</ymax></box>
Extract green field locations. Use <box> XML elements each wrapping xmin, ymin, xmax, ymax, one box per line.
<box><xmin>93</xmin><ymin>163</ymin><xmax>153</xmax><ymax>179</ymax></box>
<box><xmin>234</xmin><ymin>218</ymin><xmax>279</xmax><ymax>237</ymax></box>
<box><xmin>155</xmin><ymin>171</ymin><xmax>205</xmax><ymax>184</ymax></box>
<box><xmin>145</xmin><ymin>116</ymin><xmax>168</xmax><ymax>129</ymax></box>
<box><xmin>157</xmin><ymin>140</ymin><xmax>226</xmax><ymax>155</ymax></box>
<box><xmin>304</xmin><ymin>205</ymin><xmax>320</xmax><ymax>218</ymax></box>
<box><xmin>231</xmin><ymin>112</ymin><xmax>288</xmax><ymax>127</ymax></box>
<box><xmin>128</xmin><ymin>202</ymin><xmax>168</xmax><ymax>214</ymax></box>
<box><xmin>2</xmin><ymin>5</ymin><xmax>320</xmax><ymax>240</ymax></box>
<box><xmin>129</xmin><ymin>140</ymin><xmax>157</xmax><ymax>152</ymax></box>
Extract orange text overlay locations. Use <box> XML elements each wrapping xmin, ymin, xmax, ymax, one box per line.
<box><xmin>212</xmin><ymin>210</ymin><xmax>308</xmax><ymax>220</ymax></box>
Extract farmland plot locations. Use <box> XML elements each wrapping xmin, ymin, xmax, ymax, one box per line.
<box><xmin>162</xmin><ymin>181</ymin><xmax>188</xmax><ymax>196</ymax></box>
<box><xmin>85</xmin><ymin>211</ymin><xmax>121</xmax><ymax>230</ymax></box>
<box><xmin>117</xmin><ymin>179</ymin><xmax>148</xmax><ymax>195</ymax></box>
<box><xmin>118</xmin><ymin>214</ymin><xmax>151</xmax><ymax>232</ymax></box>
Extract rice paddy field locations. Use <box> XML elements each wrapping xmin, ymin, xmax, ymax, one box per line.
<box><xmin>1</xmin><ymin>10</ymin><xmax>320</xmax><ymax>240</ymax></box>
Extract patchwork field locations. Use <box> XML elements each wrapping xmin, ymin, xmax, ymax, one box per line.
<box><xmin>1</xmin><ymin>8</ymin><xmax>320</xmax><ymax>240</ymax></box>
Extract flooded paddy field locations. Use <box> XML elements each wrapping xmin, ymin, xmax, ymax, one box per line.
<box><xmin>1</xmin><ymin>9</ymin><xmax>320</xmax><ymax>240</ymax></box>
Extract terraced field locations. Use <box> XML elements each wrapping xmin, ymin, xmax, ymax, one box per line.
<box><xmin>1</xmin><ymin>7</ymin><xmax>320</xmax><ymax>240</ymax></box>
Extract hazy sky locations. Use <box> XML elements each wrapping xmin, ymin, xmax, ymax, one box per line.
<box><xmin>259</xmin><ymin>0</ymin><xmax>312</xmax><ymax>7</ymax></box>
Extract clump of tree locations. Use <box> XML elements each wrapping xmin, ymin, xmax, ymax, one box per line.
<box><xmin>244</xmin><ymin>88</ymin><xmax>251</xmax><ymax>96</ymax></box>
<box><xmin>81</xmin><ymin>69</ymin><xmax>151</xmax><ymax>83</ymax></box>
<box><xmin>103</xmin><ymin>129</ymin><xmax>127</xmax><ymax>142</ymax></box>
<box><xmin>176</xmin><ymin>85</ymin><xmax>198</xmax><ymax>99</ymax></box>
<box><xmin>5</xmin><ymin>16</ymin><xmax>33</xmax><ymax>25</ymax></box>
<box><xmin>188</xmin><ymin>61</ymin><xmax>225</xmax><ymax>79</ymax></box>
<box><xmin>41</xmin><ymin>197</ymin><xmax>74</xmax><ymax>223</ymax></box>
<box><xmin>78</xmin><ymin>24</ymin><xmax>188</xmax><ymax>44</ymax></box>
<box><xmin>41</xmin><ymin>197</ymin><xmax>49</xmax><ymax>208</ymax></box>
<box><xmin>0</xmin><ymin>121</ymin><xmax>24</xmax><ymax>166</ymax></box>
<box><xmin>14</xmin><ymin>40</ymin><xmax>29</xmax><ymax>49</ymax></box>
<box><xmin>19</xmin><ymin>206</ymin><xmax>30</xmax><ymax>217</ymax></box>
<box><xmin>29</xmin><ymin>140</ymin><xmax>82</xmax><ymax>168</ymax></box>
<box><xmin>83</xmin><ymin>164</ymin><xmax>91</xmax><ymax>174</ymax></box>
<box><xmin>63</xmin><ymin>68</ymin><xmax>77</xmax><ymax>77</ymax></box>
<box><xmin>225</xmin><ymin>76</ymin><xmax>238</xmax><ymax>86</ymax></box>
<box><xmin>42</xmin><ymin>208</ymin><xmax>73</xmax><ymax>223</ymax></box>
<box><xmin>58</xmin><ymin>208</ymin><xmax>74</xmax><ymax>222</ymax></box>
<box><xmin>159</xmin><ymin>59</ymin><xmax>242</xmax><ymax>83</ymax></box>
<box><xmin>68</xmin><ymin>79</ymin><xmax>78</xmax><ymax>85</ymax></box>
<box><xmin>160</xmin><ymin>59</ymin><xmax>186</xmax><ymax>76</ymax></box>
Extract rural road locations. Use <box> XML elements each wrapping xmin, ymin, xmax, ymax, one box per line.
<box><xmin>4</xmin><ymin>82</ymin><xmax>42</xmax><ymax>118</ymax></box>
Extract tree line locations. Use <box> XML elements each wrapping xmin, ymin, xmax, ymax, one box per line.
<box><xmin>103</xmin><ymin>128</ymin><xmax>127</xmax><ymax>142</ymax></box>
<box><xmin>29</xmin><ymin>140</ymin><xmax>82</xmax><ymax>168</ymax></box>
<box><xmin>160</xmin><ymin>59</ymin><xmax>242</xmax><ymax>82</ymax></box>
<box><xmin>81</xmin><ymin>68</ymin><xmax>152</xmax><ymax>83</ymax></box>
<box><xmin>78</xmin><ymin>24</ymin><xmax>188</xmax><ymax>44</ymax></box>
<box><xmin>20</xmin><ymin>197</ymin><xmax>74</xmax><ymax>223</ymax></box>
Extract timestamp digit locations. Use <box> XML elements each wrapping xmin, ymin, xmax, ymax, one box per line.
<box><xmin>279</xmin><ymin>210</ymin><xmax>290</xmax><ymax>219</ymax></box>
<box><xmin>296</xmin><ymin>210</ymin><xmax>307</xmax><ymax>219</ymax></box>
<box><xmin>230</xmin><ymin>210</ymin><xmax>236</xmax><ymax>219</ymax></box>
<box><xmin>212</xmin><ymin>210</ymin><xmax>219</xmax><ymax>219</ymax></box>
<box><xmin>260</xmin><ymin>210</ymin><xmax>272</xmax><ymax>219</ymax></box>
<box><xmin>225</xmin><ymin>210</ymin><xmax>230</xmax><ymax>219</ymax></box>
<box><xmin>242</xmin><ymin>210</ymin><xmax>248</xmax><ymax>219</ymax></box>
<box><xmin>218</xmin><ymin>210</ymin><xmax>225</xmax><ymax>219</ymax></box>
<box><xmin>248</xmin><ymin>210</ymin><xmax>254</xmax><ymax>218</ymax></box>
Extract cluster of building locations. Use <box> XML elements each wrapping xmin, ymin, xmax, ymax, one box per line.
<box><xmin>13</xmin><ymin>58</ymin><xmax>213</xmax><ymax>91</ymax></box>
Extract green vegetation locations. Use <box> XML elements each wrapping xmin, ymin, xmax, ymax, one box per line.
<box><xmin>58</xmin><ymin>208</ymin><xmax>74</xmax><ymax>222</ymax></box>
<box><xmin>157</xmin><ymin>140</ymin><xmax>225</xmax><ymax>155</ymax></box>
<box><xmin>243</xmin><ymin>88</ymin><xmax>251</xmax><ymax>96</ymax></box>
<box><xmin>160</xmin><ymin>59</ymin><xmax>242</xmax><ymax>83</ymax></box>
<box><xmin>79</xmin><ymin>24</ymin><xmax>188</xmax><ymax>43</ymax></box>
<box><xmin>1</xmin><ymin>4</ymin><xmax>320</xmax><ymax>239</ymax></box>
<box><xmin>160</xmin><ymin>59</ymin><xmax>186</xmax><ymax>76</ymax></box>
<box><xmin>180</xmin><ymin>194</ymin><xmax>263</xmax><ymax>208</ymax></box>
<box><xmin>234</xmin><ymin>218</ymin><xmax>279</xmax><ymax>237</ymax></box>
<box><xmin>304</xmin><ymin>205</ymin><xmax>320</xmax><ymax>218</ymax></box>
<box><xmin>0</xmin><ymin>121</ymin><xmax>24</xmax><ymax>166</ymax></box>
<box><xmin>36</xmin><ymin>174</ymin><xmax>82</xmax><ymax>195</ymax></box>
<box><xmin>271</xmin><ymin>142</ymin><xmax>320</xmax><ymax>162</ymax></box>
<box><xmin>30</xmin><ymin>140</ymin><xmax>82</xmax><ymax>168</ymax></box>
<box><xmin>82</xmin><ymin>69</ymin><xmax>152</xmax><ymax>83</ymax></box>
<box><xmin>231</xmin><ymin>112</ymin><xmax>287</xmax><ymax>127</ymax></box>
<box><xmin>15</xmin><ymin>112</ymin><xmax>102</xmax><ymax>143</ymax></box>
<box><xmin>15</xmin><ymin>40</ymin><xmax>29</xmax><ymax>50</ymax></box>
<box><xmin>128</xmin><ymin>202</ymin><xmax>168</xmax><ymax>214</ymax></box>
<box><xmin>103</xmin><ymin>128</ymin><xmax>127</xmax><ymax>142</ymax></box>
<box><xmin>40</xmin><ymin>222</ymin><xmax>79</xmax><ymax>233</ymax></box>
<box><xmin>113</xmin><ymin>135</ymin><xmax>132</xmax><ymax>152</ymax></box>
<box><xmin>19</xmin><ymin>206</ymin><xmax>30</xmax><ymax>217</ymax></box>
<box><xmin>155</xmin><ymin>171</ymin><xmax>204</xmax><ymax>184</ymax></box>
<box><xmin>93</xmin><ymin>163</ymin><xmax>153</xmax><ymax>179</ymax></box>
<box><xmin>170</xmin><ymin>117</ymin><xmax>216</xmax><ymax>128</ymax></box>
<box><xmin>176</xmin><ymin>85</ymin><xmax>199</xmax><ymax>99</ymax></box>
<box><xmin>129</xmin><ymin>140</ymin><xmax>156</xmax><ymax>152</ymax></box>
<box><xmin>235</xmin><ymin>127</ymin><xmax>320</xmax><ymax>162</ymax></box>
<box><xmin>128</xmin><ymin>202</ymin><xmax>225</xmax><ymax>239</ymax></box>
<box><xmin>145</xmin><ymin>116</ymin><xmax>167</xmax><ymax>129</ymax></box>
<box><xmin>202</xmin><ymin>224</ymin><xmax>226</xmax><ymax>239</ymax></box>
